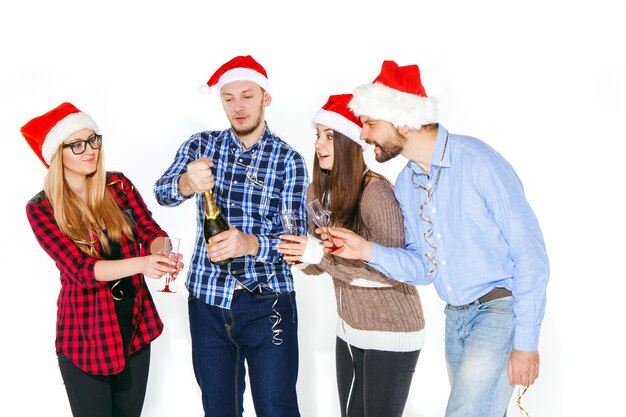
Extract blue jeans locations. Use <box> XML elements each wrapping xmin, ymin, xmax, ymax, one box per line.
<box><xmin>444</xmin><ymin>296</ymin><xmax>515</xmax><ymax>417</ymax></box>
<box><xmin>188</xmin><ymin>289</ymin><xmax>300</xmax><ymax>417</ymax></box>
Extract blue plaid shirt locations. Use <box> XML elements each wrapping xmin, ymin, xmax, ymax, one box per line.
<box><xmin>154</xmin><ymin>125</ymin><xmax>309</xmax><ymax>309</ymax></box>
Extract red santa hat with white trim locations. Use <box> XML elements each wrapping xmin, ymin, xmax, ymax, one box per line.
<box><xmin>20</xmin><ymin>102</ymin><xmax>100</xmax><ymax>168</ymax></box>
<box><xmin>349</xmin><ymin>60</ymin><xmax>438</xmax><ymax>130</ymax></box>
<box><xmin>311</xmin><ymin>94</ymin><xmax>366</xmax><ymax>150</ymax></box>
<box><xmin>201</xmin><ymin>55</ymin><xmax>270</xmax><ymax>93</ymax></box>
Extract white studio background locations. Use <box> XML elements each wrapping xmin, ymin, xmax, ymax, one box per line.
<box><xmin>1</xmin><ymin>1</ymin><xmax>623</xmax><ymax>416</ymax></box>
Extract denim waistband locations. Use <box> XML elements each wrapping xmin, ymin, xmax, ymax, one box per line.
<box><xmin>234</xmin><ymin>281</ymin><xmax>264</xmax><ymax>296</ymax></box>
<box><xmin>452</xmin><ymin>287</ymin><xmax>512</xmax><ymax>309</ymax></box>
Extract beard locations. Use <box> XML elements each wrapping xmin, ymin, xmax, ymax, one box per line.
<box><xmin>374</xmin><ymin>129</ymin><xmax>406</xmax><ymax>162</ymax></box>
<box><xmin>230</xmin><ymin>102</ymin><xmax>265</xmax><ymax>138</ymax></box>
<box><xmin>232</xmin><ymin>114</ymin><xmax>263</xmax><ymax>137</ymax></box>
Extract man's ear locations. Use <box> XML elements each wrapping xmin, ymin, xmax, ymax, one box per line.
<box><xmin>399</xmin><ymin>126</ymin><xmax>411</xmax><ymax>135</ymax></box>
<box><xmin>264</xmin><ymin>92</ymin><xmax>272</xmax><ymax>107</ymax></box>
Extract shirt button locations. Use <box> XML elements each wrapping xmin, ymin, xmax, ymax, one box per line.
<box><xmin>447</xmin><ymin>286</ymin><xmax>452</xmax><ymax>291</ymax></box>
<box><xmin>238</xmin><ymin>158</ymin><xmax>243</xmax><ymax>162</ymax></box>
<box><xmin>432</xmin><ymin>208</ymin><xmax>437</xmax><ymax>213</ymax></box>
<box><xmin>436</xmin><ymin>233</ymin><xmax>442</xmax><ymax>238</ymax></box>
<box><xmin>234</xmin><ymin>180</ymin><xmax>238</xmax><ymax>184</ymax></box>
<box><xmin>428</xmin><ymin>182</ymin><xmax>432</xmax><ymax>187</ymax></box>
<box><xmin>442</xmin><ymin>260</ymin><xmax>447</xmax><ymax>266</ymax></box>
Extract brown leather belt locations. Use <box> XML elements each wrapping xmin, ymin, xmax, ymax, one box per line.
<box><xmin>453</xmin><ymin>287</ymin><xmax>512</xmax><ymax>309</ymax></box>
<box><xmin>477</xmin><ymin>287</ymin><xmax>512</xmax><ymax>303</ymax></box>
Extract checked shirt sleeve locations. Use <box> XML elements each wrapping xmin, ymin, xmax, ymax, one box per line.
<box><xmin>256</xmin><ymin>149</ymin><xmax>308</xmax><ymax>263</ymax></box>
<box><xmin>153</xmin><ymin>134</ymin><xmax>201</xmax><ymax>207</ymax></box>
<box><xmin>26</xmin><ymin>194</ymin><xmax>100</xmax><ymax>289</ymax></box>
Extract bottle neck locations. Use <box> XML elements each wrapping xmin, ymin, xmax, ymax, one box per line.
<box><xmin>204</xmin><ymin>191</ymin><xmax>221</xmax><ymax>220</ymax></box>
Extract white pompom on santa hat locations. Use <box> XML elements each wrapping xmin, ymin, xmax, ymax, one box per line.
<box><xmin>349</xmin><ymin>60</ymin><xmax>438</xmax><ymax>130</ymax></box>
<box><xmin>200</xmin><ymin>55</ymin><xmax>270</xmax><ymax>94</ymax></box>
<box><xmin>311</xmin><ymin>94</ymin><xmax>366</xmax><ymax>150</ymax></box>
<box><xmin>20</xmin><ymin>102</ymin><xmax>99</xmax><ymax>168</ymax></box>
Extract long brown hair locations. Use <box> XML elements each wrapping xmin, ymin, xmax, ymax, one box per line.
<box><xmin>44</xmin><ymin>143</ymin><xmax>134</xmax><ymax>256</ymax></box>
<box><xmin>309</xmin><ymin>130</ymin><xmax>389</xmax><ymax>235</ymax></box>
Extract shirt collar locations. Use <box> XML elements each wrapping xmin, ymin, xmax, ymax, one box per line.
<box><xmin>431</xmin><ymin>124</ymin><xmax>451</xmax><ymax>169</ymax></box>
<box><xmin>227</xmin><ymin>123</ymin><xmax>274</xmax><ymax>152</ymax></box>
<box><xmin>408</xmin><ymin>124</ymin><xmax>450</xmax><ymax>176</ymax></box>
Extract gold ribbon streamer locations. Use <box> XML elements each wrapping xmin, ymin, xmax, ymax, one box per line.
<box><xmin>517</xmin><ymin>385</ymin><xmax>530</xmax><ymax>416</ymax></box>
<box><xmin>412</xmin><ymin>134</ymin><xmax>449</xmax><ymax>276</ymax></box>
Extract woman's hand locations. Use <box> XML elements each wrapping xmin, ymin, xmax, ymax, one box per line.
<box><xmin>277</xmin><ymin>234</ymin><xmax>307</xmax><ymax>265</ymax></box>
<box><xmin>169</xmin><ymin>253</ymin><xmax>185</xmax><ymax>281</ymax></box>
<box><xmin>140</xmin><ymin>254</ymin><xmax>179</xmax><ymax>279</ymax></box>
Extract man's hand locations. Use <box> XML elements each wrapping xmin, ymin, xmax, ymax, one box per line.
<box><xmin>508</xmin><ymin>350</ymin><xmax>540</xmax><ymax>386</ymax></box>
<box><xmin>180</xmin><ymin>157</ymin><xmax>215</xmax><ymax>196</ymax></box>
<box><xmin>206</xmin><ymin>226</ymin><xmax>258</xmax><ymax>262</ymax></box>
<box><xmin>316</xmin><ymin>226</ymin><xmax>373</xmax><ymax>261</ymax></box>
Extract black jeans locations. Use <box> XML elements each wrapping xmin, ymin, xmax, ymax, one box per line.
<box><xmin>57</xmin><ymin>344</ymin><xmax>151</xmax><ymax>417</ymax></box>
<box><xmin>336</xmin><ymin>337</ymin><xmax>420</xmax><ymax>417</ymax></box>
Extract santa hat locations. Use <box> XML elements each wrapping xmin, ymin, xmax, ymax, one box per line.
<box><xmin>20</xmin><ymin>102</ymin><xmax>99</xmax><ymax>168</ymax></box>
<box><xmin>311</xmin><ymin>94</ymin><xmax>366</xmax><ymax>150</ymax></box>
<box><xmin>349</xmin><ymin>60</ymin><xmax>438</xmax><ymax>129</ymax></box>
<box><xmin>201</xmin><ymin>55</ymin><xmax>270</xmax><ymax>93</ymax></box>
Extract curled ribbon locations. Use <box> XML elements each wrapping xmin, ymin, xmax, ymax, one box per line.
<box><xmin>517</xmin><ymin>385</ymin><xmax>530</xmax><ymax>416</ymax></box>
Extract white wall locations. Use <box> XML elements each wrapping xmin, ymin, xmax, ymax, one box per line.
<box><xmin>1</xmin><ymin>1</ymin><xmax>624</xmax><ymax>416</ymax></box>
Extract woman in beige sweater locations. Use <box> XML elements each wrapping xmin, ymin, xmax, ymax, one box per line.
<box><xmin>277</xmin><ymin>94</ymin><xmax>425</xmax><ymax>417</ymax></box>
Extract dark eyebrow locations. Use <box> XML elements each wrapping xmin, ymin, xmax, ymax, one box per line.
<box><xmin>67</xmin><ymin>134</ymin><xmax>96</xmax><ymax>143</ymax></box>
<box><xmin>222</xmin><ymin>88</ymin><xmax>256</xmax><ymax>97</ymax></box>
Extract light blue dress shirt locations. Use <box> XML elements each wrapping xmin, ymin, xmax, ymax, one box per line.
<box><xmin>369</xmin><ymin>125</ymin><xmax>549</xmax><ymax>351</ymax></box>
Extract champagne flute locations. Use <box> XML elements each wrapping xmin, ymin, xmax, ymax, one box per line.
<box><xmin>279</xmin><ymin>210</ymin><xmax>303</xmax><ymax>265</ymax></box>
<box><xmin>306</xmin><ymin>199</ymin><xmax>340</xmax><ymax>253</ymax></box>
<box><xmin>157</xmin><ymin>237</ymin><xmax>180</xmax><ymax>293</ymax></box>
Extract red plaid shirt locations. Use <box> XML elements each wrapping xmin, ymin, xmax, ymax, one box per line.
<box><xmin>26</xmin><ymin>172</ymin><xmax>165</xmax><ymax>375</ymax></box>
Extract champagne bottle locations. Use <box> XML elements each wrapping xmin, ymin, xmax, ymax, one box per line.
<box><xmin>203</xmin><ymin>190</ymin><xmax>233</xmax><ymax>265</ymax></box>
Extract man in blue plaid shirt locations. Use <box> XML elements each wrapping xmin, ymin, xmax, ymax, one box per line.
<box><xmin>154</xmin><ymin>55</ymin><xmax>308</xmax><ymax>417</ymax></box>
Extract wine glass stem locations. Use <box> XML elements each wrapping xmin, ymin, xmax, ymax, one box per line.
<box><xmin>321</xmin><ymin>226</ymin><xmax>334</xmax><ymax>244</ymax></box>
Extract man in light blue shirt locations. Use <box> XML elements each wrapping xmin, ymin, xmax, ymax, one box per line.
<box><xmin>324</xmin><ymin>60</ymin><xmax>549</xmax><ymax>417</ymax></box>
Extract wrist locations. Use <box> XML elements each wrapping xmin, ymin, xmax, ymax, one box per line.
<box><xmin>247</xmin><ymin>234</ymin><xmax>259</xmax><ymax>256</ymax></box>
<box><xmin>179</xmin><ymin>173</ymin><xmax>193</xmax><ymax>197</ymax></box>
<box><xmin>363</xmin><ymin>241</ymin><xmax>373</xmax><ymax>262</ymax></box>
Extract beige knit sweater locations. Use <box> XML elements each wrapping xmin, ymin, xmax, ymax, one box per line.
<box><xmin>302</xmin><ymin>179</ymin><xmax>425</xmax><ymax>338</ymax></box>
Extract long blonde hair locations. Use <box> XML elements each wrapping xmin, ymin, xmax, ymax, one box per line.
<box><xmin>44</xmin><ymin>143</ymin><xmax>134</xmax><ymax>256</ymax></box>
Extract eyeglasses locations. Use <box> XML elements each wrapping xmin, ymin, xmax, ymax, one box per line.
<box><xmin>62</xmin><ymin>134</ymin><xmax>102</xmax><ymax>155</ymax></box>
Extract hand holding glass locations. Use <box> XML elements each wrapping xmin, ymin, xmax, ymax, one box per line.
<box><xmin>279</xmin><ymin>211</ymin><xmax>302</xmax><ymax>265</ymax></box>
<box><xmin>157</xmin><ymin>237</ymin><xmax>180</xmax><ymax>293</ymax></box>
<box><xmin>306</xmin><ymin>199</ymin><xmax>340</xmax><ymax>253</ymax></box>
